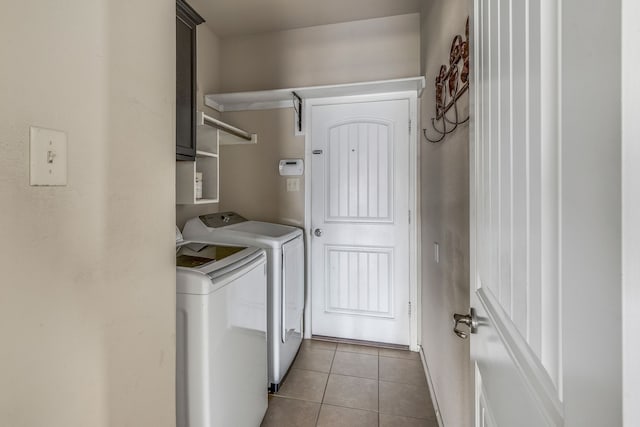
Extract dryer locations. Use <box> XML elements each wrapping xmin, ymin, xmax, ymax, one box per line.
<box><xmin>176</xmin><ymin>229</ymin><xmax>268</xmax><ymax>426</ymax></box>
<box><xmin>183</xmin><ymin>212</ymin><xmax>304</xmax><ymax>392</ymax></box>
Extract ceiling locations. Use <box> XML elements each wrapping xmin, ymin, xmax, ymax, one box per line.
<box><xmin>187</xmin><ymin>0</ymin><xmax>422</xmax><ymax>38</ymax></box>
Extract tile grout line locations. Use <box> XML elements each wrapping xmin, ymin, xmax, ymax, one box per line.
<box><xmin>378</xmin><ymin>351</ymin><xmax>381</xmax><ymax>426</ymax></box>
<box><xmin>286</xmin><ymin>366</ymin><xmax>383</xmax><ymax>384</ymax></box>
<box><xmin>319</xmin><ymin>371</ymin><xmax>378</xmax><ymax>381</ymax></box>
<box><xmin>314</xmin><ymin>401</ymin><xmax>379</xmax><ymax>414</ymax></box>
<box><xmin>315</xmin><ymin>348</ymin><xmax>337</xmax><ymax>427</ymax></box>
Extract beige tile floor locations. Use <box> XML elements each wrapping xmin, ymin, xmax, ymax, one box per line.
<box><xmin>261</xmin><ymin>340</ymin><xmax>438</xmax><ymax>427</ymax></box>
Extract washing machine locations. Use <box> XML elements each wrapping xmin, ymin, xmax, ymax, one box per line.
<box><xmin>183</xmin><ymin>212</ymin><xmax>304</xmax><ymax>392</ymax></box>
<box><xmin>176</xmin><ymin>228</ymin><xmax>268</xmax><ymax>427</ymax></box>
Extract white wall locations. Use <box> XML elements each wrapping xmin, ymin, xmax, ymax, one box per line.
<box><xmin>622</xmin><ymin>0</ymin><xmax>640</xmax><ymax>424</ymax></box>
<box><xmin>0</xmin><ymin>1</ymin><xmax>176</xmax><ymax>426</ymax></box>
<box><xmin>419</xmin><ymin>1</ymin><xmax>470</xmax><ymax>426</ymax></box>
<box><xmin>561</xmin><ymin>0</ymin><xmax>622</xmax><ymax>424</ymax></box>
<box><xmin>219</xmin><ymin>14</ymin><xmax>421</xmax><ymax>92</ymax></box>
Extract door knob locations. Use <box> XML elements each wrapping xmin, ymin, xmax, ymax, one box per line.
<box><xmin>314</xmin><ymin>228</ymin><xmax>323</xmax><ymax>237</ymax></box>
<box><xmin>453</xmin><ymin>308</ymin><xmax>478</xmax><ymax>339</ymax></box>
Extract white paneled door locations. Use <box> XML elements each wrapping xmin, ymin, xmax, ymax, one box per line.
<box><xmin>469</xmin><ymin>0</ymin><xmax>562</xmax><ymax>425</ymax></box>
<box><xmin>310</xmin><ymin>99</ymin><xmax>410</xmax><ymax>345</ymax></box>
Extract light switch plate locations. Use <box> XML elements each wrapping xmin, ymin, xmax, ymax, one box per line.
<box><xmin>286</xmin><ymin>178</ymin><xmax>300</xmax><ymax>192</ymax></box>
<box><xmin>30</xmin><ymin>126</ymin><xmax>67</xmax><ymax>186</ymax></box>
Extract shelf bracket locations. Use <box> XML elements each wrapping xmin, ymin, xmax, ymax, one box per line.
<box><xmin>292</xmin><ymin>91</ymin><xmax>303</xmax><ymax>134</ymax></box>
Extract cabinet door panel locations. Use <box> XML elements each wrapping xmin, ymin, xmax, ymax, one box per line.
<box><xmin>176</xmin><ymin>14</ymin><xmax>195</xmax><ymax>160</ymax></box>
<box><xmin>175</xmin><ymin>1</ymin><xmax>203</xmax><ymax>161</ymax></box>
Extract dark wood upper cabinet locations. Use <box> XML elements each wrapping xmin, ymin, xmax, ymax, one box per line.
<box><xmin>176</xmin><ymin>0</ymin><xmax>204</xmax><ymax>161</ymax></box>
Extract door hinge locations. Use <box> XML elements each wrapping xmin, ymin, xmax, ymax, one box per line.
<box><xmin>408</xmin><ymin>210</ymin><xmax>411</xmax><ymax>224</ymax></box>
<box><xmin>409</xmin><ymin>119</ymin><xmax>412</xmax><ymax>133</ymax></box>
<box><xmin>408</xmin><ymin>301</ymin><xmax>412</xmax><ymax>316</ymax></box>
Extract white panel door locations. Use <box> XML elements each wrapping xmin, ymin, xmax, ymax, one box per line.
<box><xmin>469</xmin><ymin>0</ymin><xmax>563</xmax><ymax>425</ymax></box>
<box><xmin>310</xmin><ymin>99</ymin><xmax>410</xmax><ymax>345</ymax></box>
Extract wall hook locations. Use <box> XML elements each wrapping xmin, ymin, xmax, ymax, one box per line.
<box><xmin>292</xmin><ymin>92</ymin><xmax>302</xmax><ymax>133</ymax></box>
<box><xmin>423</xmin><ymin>17</ymin><xmax>470</xmax><ymax>144</ymax></box>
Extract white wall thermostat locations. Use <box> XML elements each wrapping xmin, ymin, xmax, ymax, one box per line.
<box><xmin>279</xmin><ymin>159</ymin><xmax>304</xmax><ymax>176</ymax></box>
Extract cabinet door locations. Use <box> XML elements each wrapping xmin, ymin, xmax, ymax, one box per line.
<box><xmin>175</xmin><ymin>1</ymin><xmax>203</xmax><ymax>161</ymax></box>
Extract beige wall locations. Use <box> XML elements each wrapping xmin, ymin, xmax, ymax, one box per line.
<box><xmin>176</xmin><ymin>23</ymin><xmax>222</xmax><ymax>229</ymax></box>
<box><xmin>218</xmin><ymin>109</ymin><xmax>305</xmax><ymax>226</ymax></box>
<box><xmin>219</xmin><ymin>14</ymin><xmax>421</xmax><ymax>92</ymax></box>
<box><xmin>214</xmin><ymin>15</ymin><xmax>420</xmax><ymax>225</ymax></box>
<box><xmin>419</xmin><ymin>1</ymin><xmax>470</xmax><ymax>426</ymax></box>
<box><xmin>0</xmin><ymin>1</ymin><xmax>176</xmax><ymax>426</ymax></box>
<box><xmin>179</xmin><ymin>15</ymin><xmax>421</xmax><ymax>230</ymax></box>
<box><xmin>196</xmin><ymin>24</ymin><xmax>222</xmax><ymax>118</ymax></box>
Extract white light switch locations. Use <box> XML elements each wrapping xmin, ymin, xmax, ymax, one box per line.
<box><xmin>286</xmin><ymin>178</ymin><xmax>300</xmax><ymax>192</ymax></box>
<box><xmin>30</xmin><ymin>126</ymin><xmax>67</xmax><ymax>186</ymax></box>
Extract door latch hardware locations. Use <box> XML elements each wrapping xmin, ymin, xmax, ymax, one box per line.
<box><xmin>314</xmin><ymin>228</ymin><xmax>323</xmax><ymax>237</ymax></box>
<box><xmin>453</xmin><ymin>308</ymin><xmax>478</xmax><ymax>339</ymax></box>
<box><xmin>312</xmin><ymin>150</ymin><xmax>323</xmax><ymax>155</ymax></box>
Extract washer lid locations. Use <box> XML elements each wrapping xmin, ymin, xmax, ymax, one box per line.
<box><xmin>176</xmin><ymin>242</ymin><xmax>247</xmax><ymax>269</ymax></box>
<box><xmin>226</xmin><ymin>221</ymin><xmax>300</xmax><ymax>238</ymax></box>
<box><xmin>176</xmin><ymin>241</ymin><xmax>264</xmax><ymax>294</ymax></box>
<box><xmin>183</xmin><ymin>216</ymin><xmax>303</xmax><ymax>249</ymax></box>
<box><xmin>199</xmin><ymin>211</ymin><xmax>247</xmax><ymax>228</ymax></box>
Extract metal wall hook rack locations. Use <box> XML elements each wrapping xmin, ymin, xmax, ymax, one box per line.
<box><xmin>292</xmin><ymin>91</ymin><xmax>302</xmax><ymax>133</ymax></box>
<box><xmin>423</xmin><ymin>17</ymin><xmax>470</xmax><ymax>144</ymax></box>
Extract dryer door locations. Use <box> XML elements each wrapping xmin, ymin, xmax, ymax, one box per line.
<box><xmin>282</xmin><ymin>237</ymin><xmax>304</xmax><ymax>342</ymax></box>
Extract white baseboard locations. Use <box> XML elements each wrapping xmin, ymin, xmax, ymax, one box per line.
<box><xmin>419</xmin><ymin>345</ymin><xmax>445</xmax><ymax>427</ymax></box>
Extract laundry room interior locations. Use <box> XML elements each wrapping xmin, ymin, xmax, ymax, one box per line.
<box><xmin>175</xmin><ymin>0</ymin><xmax>470</xmax><ymax>424</ymax></box>
<box><xmin>2</xmin><ymin>0</ymin><xmax>469</xmax><ymax>426</ymax></box>
<box><xmin>4</xmin><ymin>0</ymin><xmax>639</xmax><ymax>424</ymax></box>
